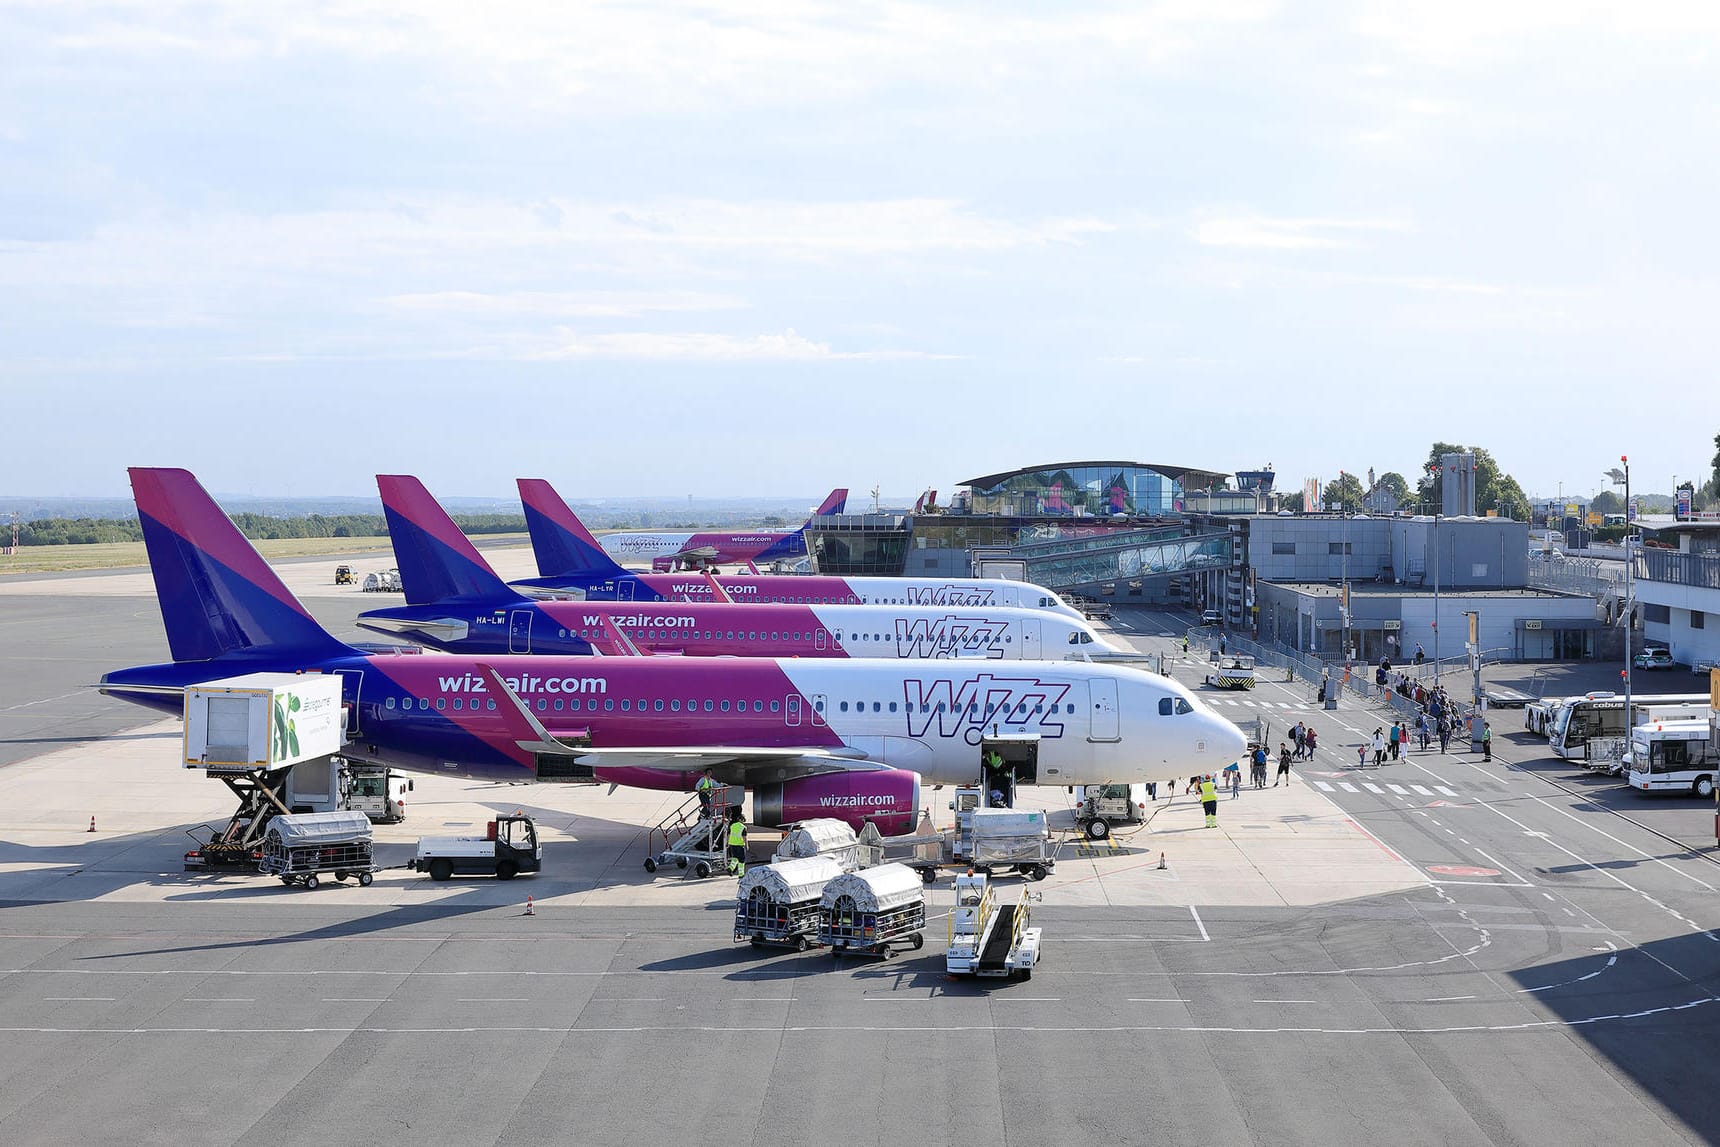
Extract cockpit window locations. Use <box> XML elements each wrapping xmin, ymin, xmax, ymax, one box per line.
<box><xmin>1159</xmin><ymin>697</ymin><xmax>1194</xmax><ymax>715</ymax></box>
<box><xmin>1175</xmin><ymin>698</ymin><xmax>1193</xmax><ymax>715</ymax></box>
<box><xmin>1158</xmin><ymin>698</ymin><xmax>1173</xmax><ymax>716</ymax></box>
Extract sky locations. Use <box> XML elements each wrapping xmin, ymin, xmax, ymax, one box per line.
<box><xmin>3</xmin><ymin>1</ymin><xmax>1718</xmax><ymax>504</ymax></box>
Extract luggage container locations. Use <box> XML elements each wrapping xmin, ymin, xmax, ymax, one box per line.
<box><xmin>772</xmin><ymin>818</ymin><xmax>860</xmax><ymax>871</ymax></box>
<box><xmin>818</xmin><ymin>864</ymin><xmax>927</xmax><ymax>958</ymax></box>
<box><xmin>966</xmin><ymin>807</ymin><xmax>1053</xmax><ymax>881</ymax></box>
<box><xmin>259</xmin><ymin>811</ymin><xmax>376</xmax><ymax>890</ymax></box>
<box><xmin>734</xmin><ymin>856</ymin><xmax>845</xmax><ymax>950</ymax></box>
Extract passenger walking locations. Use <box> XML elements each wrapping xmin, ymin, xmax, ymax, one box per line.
<box><xmin>1253</xmin><ymin>747</ymin><xmax>1272</xmax><ymax>789</ymax></box>
<box><xmin>725</xmin><ymin>811</ymin><xmax>748</xmax><ymax>877</ymax></box>
<box><xmin>1224</xmin><ymin>759</ymin><xmax>1242</xmax><ymax>797</ymax></box>
<box><xmin>1416</xmin><ymin>714</ymin><xmax>1430</xmax><ymax>752</ymax></box>
<box><xmin>1482</xmin><ymin>721</ymin><xmax>1493</xmax><ymax>762</ymax></box>
<box><xmin>1372</xmin><ymin>728</ymin><xmax>1386</xmax><ymax>767</ymax></box>
<box><xmin>1389</xmin><ymin>722</ymin><xmax>1402</xmax><ymax>760</ymax></box>
<box><xmin>1437</xmin><ymin>717</ymin><xmax>1451</xmax><ymax>754</ymax></box>
<box><xmin>1292</xmin><ymin>721</ymin><xmax>1306</xmax><ymax>760</ymax></box>
<box><xmin>1304</xmin><ymin>726</ymin><xmax>1318</xmax><ymax>757</ymax></box>
<box><xmin>1357</xmin><ymin>742</ymin><xmax>1369</xmax><ymax>769</ymax></box>
<box><xmin>1200</xmin><ymin>775</ymin><xmax>1219</xmax><ymax>828</ymax></box>
<box><xmin>1275</xmin><ymin>744</ymin><xmax>1293</xmax><ymax>786</ymax></box>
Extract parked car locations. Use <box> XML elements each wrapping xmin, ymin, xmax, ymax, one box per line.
<box><xmin>1633</xmin><ymin>648</ymin><xmax>1674</xmax><ymax>670</ymax></box>
<box><xmin>1200</xmin><ymin>609</ymin><xmax>1222</xmax><ymax>626</ymax></box>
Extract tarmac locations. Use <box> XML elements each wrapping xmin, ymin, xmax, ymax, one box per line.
<box><xmin>2</xmin><ymin>560</ymin><xmax>1719</xmax><ymax>1144</ymax></box>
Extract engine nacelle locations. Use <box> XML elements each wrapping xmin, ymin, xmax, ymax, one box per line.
<box><xmin>751</xmin><ymin>769</ymin><xmax>921</xmax><ymax>836</ymax></box>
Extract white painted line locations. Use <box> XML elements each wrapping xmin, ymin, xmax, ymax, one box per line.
<box><xmin>322</xmin><ymin>999</ymin><xmax>387</xmax><ymax>1003</ymax></box>
<box><xmin>1386</xmin><ymin>784</ymin><xmax>1408</xmax><ymax>795</ymax></box>
<box><xmin>732</xmin><ymin>998</ymin><xmax>795</xmax><ymax>1002</ymax></box>
<box><xmin>1423</xmin><ymin>996</ymin><xmax>1477</xmax><ymax>1002</ymax></box>
<box><xmin>183</xmin><ymin>999</ymin><xmax>254</xmax><ymax>1003</ymax></box>
<box><xmin>44</xmin><ymin>997</ymin><xmax>113</xmax><ymax>1002</ymax></box>
<box><xmin>1128</xmin><ymin>998</ymin><xmax>1185</xmax><ymax>1003</ymax></box>
<box><xmin>1472</xmin><ymin>847</ymin><xmax>1532</xmax><ymax>886</ymax></box>
<box><xmin>1410</xmin><ymin>785</ymin><xmax>1433</xmax><ymax>796</ymax></box>
<box><xmin>600</xmin><ymin>999</ymin><xmax>666</xmax><ymax>1003</ymax></box>
<box><xmin>1436</xmin><ymin>786</ymin><xmax>1457</xmax><ymax>796</ymax></box>
<box><xmin>1314</xmin><ymin>781</ymin><xmax>1334</xmax><ymax>792</ymax></box>
<box><xmin>1189</xmin><ymin>905</ymin><xmax>1210</xmax><ymax>942</ymax></box>
<box><xmin>1338</xmin><ymin>783</ymin><xmax>1358</xmax><ymax>792</ymax></box>
<box><xmin>457</xmin><ymin>998</ymin><xmax>529</xmax><ymax>1003</ymax></box>
<box><xmin>996</xmin><ymin>998</ymin><xmax>1061</xmax><ymax>1003</ymax></box>
<box><xmin>865</xmin><ymin>997</ymin><xmax>930</xmax><ymax>1002</ymax></box>
<box><xmin>1253</xmin><ymin>999</ymin><xmax>1317</xmax><ymax>1004</ymax></box>
<box><xmin>1362</xmin><ymin>783</ymin><xmax>1383</xmax><ymax>794</ymax></box>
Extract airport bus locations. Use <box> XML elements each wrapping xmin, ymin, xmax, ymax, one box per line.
<box><xmin>1548</xmin><ymin>693</ymin><xmax>1711</xmax><ymax>761</ymax></box>
<box><xmin>1624</xmin><ymin>720</ymin><xmax>1716</xmax><ymax>798</ymax></box>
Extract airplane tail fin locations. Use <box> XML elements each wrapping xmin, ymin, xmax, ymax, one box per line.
<box><xmin>377</xmin><ymin>475</ymin><xmax>526</xmax><ymax>606</ymax></box>
<box><xmin>516</xmin><ymin>478</ymin><xmax>628</xmax><ymax>582</ymax></box>
<box><xmin>756</xmin><ymin>486</ymin><xmax>847</xmax><ymax>565</ymax></box>
<box><xmin>813</xmin><ymin>487</ymin><xmax>848</xmax><ymax>517</ymax></box>
<box><xmin>128</xmin><ymin>467</ymin><xmax>353</xmax><ymax>663</ymax></box>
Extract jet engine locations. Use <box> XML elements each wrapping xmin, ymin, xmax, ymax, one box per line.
<box><xmin>750</xmin><ymin>768</ymin><xmax>921</xmax><ymax>836</ymax></box>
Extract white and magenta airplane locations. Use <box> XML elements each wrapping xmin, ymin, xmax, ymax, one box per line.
<box><xmin>598</xmin><ymin>488</ymin><xmax>847</xmax><ymax>571</ymax></box>
<box><xmin>360</xmin><ymin>475</ymin><xmax>1113</xmax><ymax>660</ymax></box>
<box><xmin>515</xmin><ymin>477</ymin><xmax>1085</xmax><ymax>619</ymax></box>
<box><xmin>102</xmin><ymin>470</ymin><xmax>1245</xmax><ymax>834</ymax></box>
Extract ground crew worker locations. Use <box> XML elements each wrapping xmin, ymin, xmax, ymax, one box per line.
<box><xmin>1482</xmin><ymin>720</ymin><xmax>1493</xmax><ymax>762</ymax></box>
<box><xmin>1200</xmin><ymin>775</ymin><xmax>1219</xmax><ymax>828</ymax></box>
<box><xmin>726</xmin><ymin>811</ymin><xmax>748</xmax><ymax>876</ymax></box>
<box><xmin>696</xmin><ymin>768</ymin><xmax>717</xmax><ymax>819</ymax></box>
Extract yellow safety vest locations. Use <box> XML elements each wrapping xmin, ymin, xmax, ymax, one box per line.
<box><xmin>1199</xmin><ymin>780</ymin><xmax>1217</xmax><ymax>802</ymax></box>
<box><xmin>696</xmin><ymin>776</ymin><xmax>715</xmax><ymax>794</ymax></box>
<box><xmin>727</xmin><ymin>821</ymin><xmax>746</xmax><ymax>848</ymax></box>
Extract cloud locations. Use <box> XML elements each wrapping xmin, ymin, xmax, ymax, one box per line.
<box><xmin>526</xmin><ymin>328</ymin><xmax>954</xmax><ymax>362</ymax></box>
<box><xmin>1192</xmin><ymin>215</ymin><xmax>1409</xmax><ymax>250</ymax></box>
<box><xmin>381</xmin><ymin>290</ymin><xmax>746</xmax><ymax>318</ymax></box>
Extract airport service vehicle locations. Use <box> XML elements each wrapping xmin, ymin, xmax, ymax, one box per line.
<box><xmin>410</xmin><ymin>814</ymin><xmax>542</xmax><ymax>881</ymax></box>
<box><xmin>1634</xmin><ymin>648</ymin><xmax>1675</xmax><ymax>671</ymax></box>
<box><xmin>101</xmin><ymin>469</ymin><xmax>1246</xmax><ymax>837</ymax></box>
<box><xmin>1551</xmin><ymin>693</ymin><xmax>1712</xmax><ymax>761</ymax></box>
<box><xmin>818</xmin><ymin>864</ymin><xmax>927</xmax><ymax>958</ymax></box>
<box><xmin>1074</xmin><ymin>783</ymin><xmax>1149</xmax><ymax>840</ymax></box>
<box><xmin>259</xmin><ymin>811</ymin><xmax>376</xmax><ymax>889</ymax></box>
<box><xmin>1204</xmin><ymin>653</ymin><xmax>1256</xmax><ymax>690</ymax></box>
<box><xmin>347</xmin><ymin>764</ymin><xmax>410</xmax><ymax>823</ymax></box>
<box><xmin>514</xmin><ymin>477</ymin><xmax>1085</xmax><ymax>619</ymax></box>
<box><xmin>735</xmin><ymin>856</ymin><xmax>844</xmax><ymax>950</ymax></box>
<box><xmin>600</xmin><ymin>488</ymin><xmax>847</xmax><ymax>571</ymax></box>
<box><xmin>334</xmin><ymin>564</ymin><xmax>354</xmax><ymax>585</ymax></box>
<box><xmin>945</xmin><ymin>871</ymin><xmax>1041</xmax><ymax>979</ymax></box>
<box><xmin>360</xmin><ymin>477</ymin><xmax>1112</xmax><ymax>660</ymax></box>
<box><xmin>1624</xmin><ymin>721</ymin><xmax>1716</xmax><ymax>796</ymax></box>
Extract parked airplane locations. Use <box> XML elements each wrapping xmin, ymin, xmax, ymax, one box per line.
<box><xmin>598</xmin><ymin>488</ymin><xmax>847</xmax><ymax>571</ymax></box>
<box><xmin>515</xmin><ymin>477</ymin><xmax>1086</xmax><ymax>619</ymax></box>
<box><xmin>360</xmin><ymin>475</ymin><xmax>1114</xmax><ymax>660</ymax></box>
<box><xmin>102</xmin><ymin>469</ymin><xmax>1245</xmax><ymax>833</ymax></box>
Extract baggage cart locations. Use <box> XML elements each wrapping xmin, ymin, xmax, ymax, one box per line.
<box><xmin>734</xmin><ymin>856</ymin><xmax>845</xmax><ymax>950</ymax></box>
<box><xmin>818</xmin><ymin>864</ymin><xmax>927</xmax><ymax>958</ymax></box>
<box><xmin>967</xmin><ymin>807</ymin><xmax>1053</xmax><ymax>881</ymax></box>
<box><xmin>772</xmin><ymin>818</ymin><xmax>860</xmax><ymax>871</ymax></box>
<box><xmin>259</xmin><ymin>811</ymin><xmax>376</xmax><ymax>890</ymax></box>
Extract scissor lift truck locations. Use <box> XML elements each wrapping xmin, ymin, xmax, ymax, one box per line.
<box><xmin>945</xmin><ymin>871</ymin><xmax>1042</xmax><ymax>979</ymax></box>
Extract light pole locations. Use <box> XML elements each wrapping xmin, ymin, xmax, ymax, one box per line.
<box><xmin>1606</xmin><ymin>457</ymin><xmax>1632</xmax><ymax>733</ymax></box>
<box><xmin>1428</xmin><ymin>464</ymin><xmax>1441</xmax><ymax>684</ymax></box>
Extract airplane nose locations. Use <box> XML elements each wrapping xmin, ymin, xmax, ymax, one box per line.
<box><xmin>1207</xmin><ymin>714</ymin><xmax>1248</xmax><ymax>761</ymax></box>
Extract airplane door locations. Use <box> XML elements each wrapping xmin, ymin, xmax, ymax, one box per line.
<box><xmin>616</xmin><ymin>580</ymin><xmax>635</xmax><ymax>601</ymax></box>
<box><xmin>509</xmin><ymin>610</ymin><xmax>533</xmax><ymax>653</ymax></box>
<box><xmin>785</xmin><ymin>694</ymin><xmax>802</xmax><ymax>727</ymax></box>
<box><xmin>1088</xmin><ymin>678</ymin><xmax>1120</xmax><ymax>742</ymax></box>
<box><xmin>1020</xmin><ymin>618</ymin><xmax>1040</xmax><ymax>660</ymax></box>
<box><xmin>814</xmin><ymin>627</ymin><xmax>828</xmax><ymax>651</ymax></box>
<box><xmin>334</xmin><ymin>669</ymin><xmax>364</xmax><ymax>735</ymax></box>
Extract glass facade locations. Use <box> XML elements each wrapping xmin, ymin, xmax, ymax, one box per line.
<box><xmin>964</xmin><ymin>464</ymin><xmax>1180</xmax><ymax>517</ymax></box>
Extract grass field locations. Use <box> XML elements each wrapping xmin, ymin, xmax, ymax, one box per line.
<box><xmin>0</xmin><ymin>533</ymin><xmax>531</xmax><ymax>575</ymax></box>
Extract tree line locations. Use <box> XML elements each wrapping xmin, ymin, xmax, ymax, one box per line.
<box><xmin>8</xmin><ymin>513</ymin><xmax>530</xmax><ymax>547</ymax></box>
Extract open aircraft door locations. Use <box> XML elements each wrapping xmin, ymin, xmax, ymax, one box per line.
<box><xmin>509</xmin><ymin>610</ymin><xmax>533</xmax><ymax>653</ymax></box>
<box><xmin>1088</xmin><ymin>677</ymin><xmax>1120</xmax><ymax>742</ymax></box>
<box><xmin>334</xmin><ymin>669</ymin><xmax>364</xmax><ymax>736</ymax></box>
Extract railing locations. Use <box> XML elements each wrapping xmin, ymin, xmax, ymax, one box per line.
<box><xmin>1636</xmin><ymin>549</ymin><xmax>1720</xmax><ymax>590</ymax></box>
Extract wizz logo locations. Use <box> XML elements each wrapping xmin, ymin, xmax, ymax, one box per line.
<box><xmin>904</xmin><ymin>585</ymin><xmax>997</xmax><ymax>606</ymax></box>
<box><xmin>894</xmin><ymin>616</ymin><xmax>1006</xmax><ymax>660</ymax></box>
<box><xmin>902</xmin><ymin>673</ymin><xmax>1071</xmax><ymax>745</ymax></box>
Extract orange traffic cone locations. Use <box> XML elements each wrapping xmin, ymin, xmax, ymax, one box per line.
<box><xmin>524</xmin><ymin>895</ymin><xmax>535</xmax><ymax>917</ymax></box>
<box><xmin>1157</xmin><ymin>851</ymin><xmax>1167</xmax><ymax>871</ymax></box>
<box><xmin>87</xmin><ymin>816</ymin><xmax>96</xmax><ymax>833</ymax></box>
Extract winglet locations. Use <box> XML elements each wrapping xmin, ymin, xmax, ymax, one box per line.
<box><xmin>587</xmin><ymin>615</ymin><xmax>649</xmax><ymax>658</ymax></box>
<box><xmin>474</xmin><ymin>663</ymin><xmax>580</xmax><ymax>759</ymax></box>
<box><xmin>700</xmin><ymin>570</ymin><xmax>734</xmax><ymax>604</ymax></box>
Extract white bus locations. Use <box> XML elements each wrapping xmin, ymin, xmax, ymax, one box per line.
<box><xmin>1625</xmin><ymin>721</ymin><xmax>1716</xmax><ymax>798</ymax></box>
<box><xmin>1549</xmin><ymin>693</ymin><xmax>1711</xmax><ymax>761</ymax></box>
